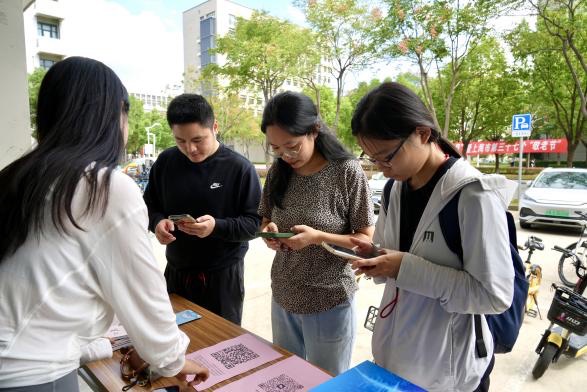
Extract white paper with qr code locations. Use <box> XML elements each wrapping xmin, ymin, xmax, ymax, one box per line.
<box><xmin>214</xmin><ymin>355</ymin><xmax>332</xmax><ymax>392</ymax></box>
<box><xmin>186</xmin><ymin>333</ymin><xmax>283</xmax><ymax>390</ymax></box>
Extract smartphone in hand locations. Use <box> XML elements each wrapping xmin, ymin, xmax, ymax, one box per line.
<box><xmin>255</xmin><ymin>231</ymin><xmax>295</xmax><ymax>239</ymax></box>
<box><xmin>168</xmin><ymin>214</ymin><xmax>197</xmax><ymax>224</ymax></box>
<box><xmin>321</xmin><ymin>242</ymin><xmax>363</xmax><ymax>261</ymax></box>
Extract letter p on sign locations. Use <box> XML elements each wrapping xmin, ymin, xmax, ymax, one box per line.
<box><xmin>512</xmin><ymin>114</ymin><xmax>532</xmax><ymax>137</ymax></box>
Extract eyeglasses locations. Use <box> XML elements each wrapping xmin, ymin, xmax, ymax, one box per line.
<box><xmin>269</xmin><ymin>141</ymin><xmax>303</xmax><ymax>159</ymax></box>
<box><xmin>360</xmin><ymin>139</ymin><xmax>406</xmax><ymax>167</ymax></box>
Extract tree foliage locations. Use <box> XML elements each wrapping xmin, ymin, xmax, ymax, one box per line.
<box><xmin>507</xmin><ymin>17</ymin><xmax>586</xmax><ymax>166</ymax></box>
<box><xmin>126</xmin><ymin>96</ymin><xmax>174</xmax><ymax>156</ymax></box>
<box><xmin>379</xmin><ymin>0</ymin><xmax>510</xmax><ymax>137</ymax></box>
<box><xmin>28</xmin><ymin>68</ymin><xmax>47</xmax><ymax>135</ymax></box>
<box><xmin>527</xmin><ymin>0</ymin><xmax>587</xmax><ymax>119</ymax></box>
<box><xmin>440</xmin><ymin>37</ymin><xmax>524</xmax><ymax>165</ymax></box>
<box><xmin>206</xmin><ymin>11</ymin><xmax>318</xmax><ymax>102</ymax></box>
<box><xmin>297</xmin><ymin>0</ymin><xmax>383</xmax><ymax>133</ymax></box>
<box><xmin>211</xmin><ymin>94</ymin><xmax>263</xmax><ymax>145</ymax></box>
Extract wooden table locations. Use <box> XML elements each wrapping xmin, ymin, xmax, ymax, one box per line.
<box><xmin>79</xmin><ymin>294</ymin><xmax>296</xmax><ymax>391</ymax></box>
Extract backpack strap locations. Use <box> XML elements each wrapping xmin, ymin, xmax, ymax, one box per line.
<box><xmin>438</xmin><ymin>190</ymin><xmax>488</xmax><ymax>358</ymax></box>
<box><xmin>381</xmin><ymin>178</ymin><xmax>395</xmax><ymax>215</ymax></box>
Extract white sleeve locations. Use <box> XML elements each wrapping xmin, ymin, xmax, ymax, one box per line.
<box><xmin>92</xmin><ymin>177</ymin><xmax>188</xmax><ymax>377</ymax></box>
<box><xmin>80</xmin><ymin>338</ymin><xmax>113</xmax><ymax>364</ymax></box>
<box><xmin>396</xmin><ymin>184</ymin><xmax>514</xmax><ymax>314</ymax></box>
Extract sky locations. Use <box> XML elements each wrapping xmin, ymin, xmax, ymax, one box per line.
<box><xmin>61</xmin><ymin>0</ymin><xmax>532</xmax><ymax>95</ymax></box>
<box><xmin>63</xmin><ymin>0</ymin><xmax>309</xmax><ymax>94</ymax></box>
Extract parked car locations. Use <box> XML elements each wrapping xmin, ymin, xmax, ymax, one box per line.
<box><xmin>369</xmin><ymin>172</ymin><xmax>389</xmax><ymax>214</ymax></box>
<box><xmin>519</xmin><ymin>167</ymin><xmax>587</xmax><ymax>229</ymax></box>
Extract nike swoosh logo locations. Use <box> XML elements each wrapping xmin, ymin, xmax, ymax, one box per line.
<box><xmin>210</xmin><ymin>183</ymin><xmax>222</xmax><ymax>189</ymax></box>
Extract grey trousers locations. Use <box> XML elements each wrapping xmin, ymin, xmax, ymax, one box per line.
<box><xmin>0</xmin><ymin>371</ymin><xmax>79</xmax><ymax>392</ymax></box>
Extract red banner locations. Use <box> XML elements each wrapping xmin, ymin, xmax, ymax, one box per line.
<box><xmin>453</xmin><ymin>139</ymin><xmax>568</xmax><ymax>156</ymax></box>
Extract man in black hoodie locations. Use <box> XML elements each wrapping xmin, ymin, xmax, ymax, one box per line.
<box><xmin>144</xmin><ymin>94</ymin><xmax>261</xmax><ymax>325</ymax></box>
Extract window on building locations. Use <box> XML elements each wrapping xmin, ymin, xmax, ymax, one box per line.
<box><xmin>200</xmin><ymin>16</ymin><xmax>216</xmax><ymax>67</ymax></box>
<box><xmin>256</xmin><ymin>98</ymin><xmax>262</xmax><ymax>106</ymax></box>
<box><xmin>229</xmin><ymin>14</ymin><xmax>237</xmax><ymax>28</ymax></box>
<box><xmin>37</xmin><ymin>20</ymin><xmax>60</xmax><ymax>39</ymax></box>
<box><xmin>39</xmin><ymin>57</ymin><xmax>56</xmax><ymax>69</ymax></box>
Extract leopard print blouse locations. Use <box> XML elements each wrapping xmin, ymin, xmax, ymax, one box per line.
<box><xmin>259</xmin><ymin>158</ymin><xmax>375</xmax><ymax>314</ymax></box>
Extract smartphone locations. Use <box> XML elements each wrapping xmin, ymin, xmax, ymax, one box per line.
<box><xmin>153</xmin><ymin>387</ymin><xmax>179</xmax><ymax>392</ymax></box>
<box><xmin>176</xmin><ymin>310</ymin><xmax>201</xmax><ymax>325</ymax></box>
<box><xmin>255</xmin><ymin>231</ymin><xmax>295</xmax><ymax>239</ymax></box>
<box><xmin>168</xmin><ymin>214</ymin><xmax>197</xmax><ymax>223</ymax></box>
<box><xmin>321</xmin><ymin>242</ymin><xmax>363</xmax><ymax>261</ymax></box>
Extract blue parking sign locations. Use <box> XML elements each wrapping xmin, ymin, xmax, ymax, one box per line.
<box><xmin>512</xmin><ymin>113</ymin><xmax>532</xmax><ymax>137</ymax></box>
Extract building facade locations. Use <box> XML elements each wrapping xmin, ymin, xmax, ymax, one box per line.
<box><xmin>183</xmin><ymin>0</ymin><xmax>336</xmax><ymax>118</ymax></box>
<box><xmin>23</xmin><ymin>0</ymin><xmax>69</xmax><ymax>72</ymax></box>
<box><xmin>130</xmin><ymin>84</ymin><xmax>183</xmax><ymax>113</ymax></box>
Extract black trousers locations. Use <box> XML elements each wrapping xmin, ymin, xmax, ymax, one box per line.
<box><xmin>473</xmin><ymin>355</ymin><xmax>495</xmax><ymax>392</ymax></box>
<box><xmin>164</xmin><ymin>260</ymin><xmax>244</xmax><ymax>325</ymax></box>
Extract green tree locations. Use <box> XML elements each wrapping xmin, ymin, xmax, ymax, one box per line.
<box><xmin>346</xmin><ymin>77</ymin><xmax>393</xmax><ymax>110</ymax></box>
<box><xmin>439</xmin><ymin>38</ymin><xmax>524</xmax><ymax>170</ymax></box>
<box><xmin>395</xmin><ymin>72</ymin><xmax>421</xmax><ymax>93</ymax></box>
<box><xmin>296</xmin><ymin>0</ymin><xmax>383</xmax><ymax>134</ymax></box>
<box><xmin>379</xmin><ymin>0</ymin><xmax>511</xmax><ymax>137</ymax></box>
<box><xmin>211</xmin><ymin>94</ymin><xmax>264</xmax><ymax>159</ymax></box>
<box><xmin>507</xmin><ymin>19</ymin><xmax>586</xmax><ymax>166</ymax></box>
<box><xmin>126</xmin><ymin>96</ymin><xmax>148</xmax><ymax>155</ymax></box>
<box><xmin>206</xmin><ymin>11</ymin><xmax>318</xmax><ymax>102</ymax></box>
<box><xmin>527</xmin><ymin>0</ymin><xmax>587</xmax><ymax>119</ymax></box>
<box><xmin>28</xmin><ymin>68</ymin><xmax>47</xmax><ymax>134</ymax></box>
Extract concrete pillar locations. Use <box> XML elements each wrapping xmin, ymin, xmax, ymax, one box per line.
<box><xmin>0</xmin><ymin>1</ymin><xmax>32</xmax><ymax>169</ymax></box>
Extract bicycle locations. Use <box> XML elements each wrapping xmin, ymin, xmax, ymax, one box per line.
<box><xmin>518</xmin><ymin>236</ymin><xmax>544</xmax><ymax>319</ymax></box>
<box><xmin>557</xmin><ymin>211</ymin><xmax>587</xmax><ymax>287</ymax></box>
<box><xmin>531</xmin><ymin>239</ymin><xmax>587</xmax><ymax>379</ymax></box>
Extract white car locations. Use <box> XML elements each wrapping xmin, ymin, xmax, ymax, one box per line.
<box><xmin>369</xmin><ymin>172</ymin><xmax>390</xmax><ymax>213</ymax></box>
<box><xmin>519</xmin><ymin>167</ymin><xmax>587</xmax><ymax>229</ymax></box>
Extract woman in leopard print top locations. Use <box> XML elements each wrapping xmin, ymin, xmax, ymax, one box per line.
<box><xmin>258</xmin><ymin>91</ymin><xmax>375</xmax><ymax>375</ymax></box>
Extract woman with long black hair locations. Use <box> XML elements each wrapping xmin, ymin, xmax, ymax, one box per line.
<box><xmin>0</xmin><ymin>57</ymin><xmax>208</xmax><ymax>391</ymax></box>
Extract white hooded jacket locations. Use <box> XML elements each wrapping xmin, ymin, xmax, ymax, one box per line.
<box><xmin>371</xmin><ymin>159</ymin><xmax>517</xmax><ymax>391</ymax></box>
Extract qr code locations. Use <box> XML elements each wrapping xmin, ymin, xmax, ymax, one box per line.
<box><xmin>258</xmin><ymin>374</ymin><xmax>304</xmax><ymax>392</ymax></box>
<box><xmin>210</xmin><ymin>343</ymin><xmax>259</xmax><ymax>369</ymax></box>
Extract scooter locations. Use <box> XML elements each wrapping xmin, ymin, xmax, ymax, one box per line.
<box><xmin>532</xmin><ymin>243</ymin><xmax>587</xmax><ymax>379</ymax></box>
<box><xmin>518</xmin><ymin>236</ymin><xmax>544</xmax><ymax>318</ymax></box>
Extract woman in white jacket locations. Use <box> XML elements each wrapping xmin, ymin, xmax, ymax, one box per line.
<box><xmin>0</xmin><ymin>57</ymin><xmax>208</xmax><ymax>391</ymax></box>
<box><xmin>349</xmin><ymin>82</ymin><xmax>516</xmax><ymax>391</ymax></box>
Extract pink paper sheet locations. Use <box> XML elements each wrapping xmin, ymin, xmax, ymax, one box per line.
<box><xmin>186</xmin><ymin>333</ymin><xmax>283</xmax><ymax>390</ymax></box>
<box><xmin>215</xmin><ymin>355</ymin><xmax>332</xmax><ymax>392</ymax></box>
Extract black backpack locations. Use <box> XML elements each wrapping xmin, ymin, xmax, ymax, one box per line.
<box><xmin>382</xmin><ymin>179</ymin><xmax>528</xmax><ymax>356</ymax></box>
